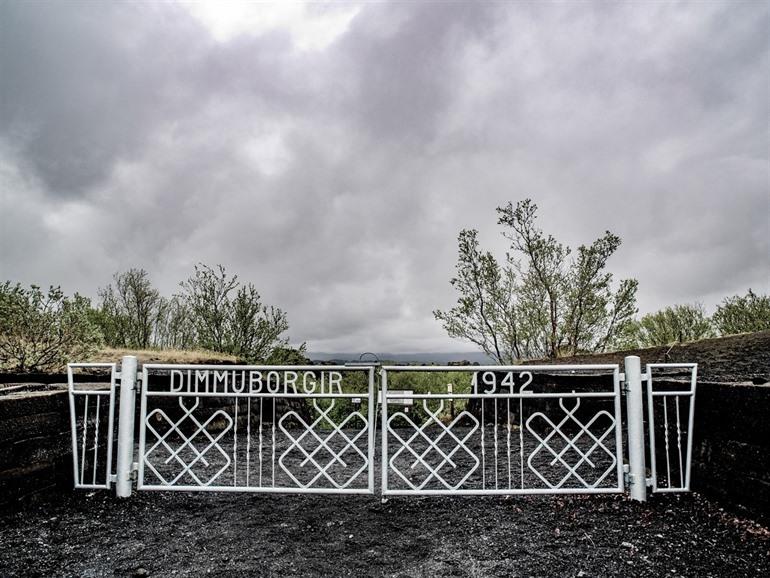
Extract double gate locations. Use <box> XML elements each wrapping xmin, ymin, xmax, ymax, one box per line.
<box><xmin>67</xmin><ymin>357</ymin><xmax>697</xmax><ymax>501</ymax></box>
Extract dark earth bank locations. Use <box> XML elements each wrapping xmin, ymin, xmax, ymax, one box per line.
<box><xmin>1</xmin><ymin>491</ymin><xmax>767</xmax><ymax>577</ymax></box>
<box><xmin>550</xmin><ymin>331</ymin><xmax>770</xmax><ymax>384</ymax></box>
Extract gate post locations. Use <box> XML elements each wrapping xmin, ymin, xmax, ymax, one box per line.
<box><xmin>380</xmin><ymin>368</ymin><xmax>388</xmax><ymax>503</ymax></box>
<box><xmin>624</xmin><ymin>355</ymin><xmax>647</xmax><ymax>502</ymax></box>
<box><xmin>116</xmin><ymin>356</ymin><xmax>138</xmax><ymax>498</ymax></box>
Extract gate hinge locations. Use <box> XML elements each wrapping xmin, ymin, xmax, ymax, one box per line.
<box><xmin>623</xmin><ymin>467</ymin><xmax>653</xmax><ymax>490</ymax></box>
<box><xmin>130</xmin><ymin>462</ymin><xmax>139</xmax><ymax>481</ymax></box>
<box><xmin>620</xmin><ymin>373</ymin><xmax>648</xmax><ymax>394</ymax></box>
<box><xmin>116</xmin><ymin>374</ymin><xmax>141</xmax><ymax>392</ymax></box>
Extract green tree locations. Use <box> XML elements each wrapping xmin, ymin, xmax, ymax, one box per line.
<box><xmin>228</xmin><ymin>283</ymin><xmax>288</xmax><ymax>360</ymax></box>
<box><xmin>180</xmin><ymin>264</ymin><xmax>236</xmax><ymax>353</ymax></box>
<box><xmin>712</xmin><ymin>289</ymin><xmax>770</xmax><ymax>335</ymax></box>
<box><xmin>96</xmin><ymin>269</ymin><xmax>163</xmax><ymax>348</ymax></box>
<box><xmin>433</xmin><ymin>229</ymin><xmax>522</xmax><ymax>363</ymax></box>
<box><xmin>434</xmin><ymin>199</ymin><xmax>638</xmax><ymax>362</ymax></box>
<box><xmin>0</xmin><ymin>283</ymin><xmax>102</xmax><ymax>372</ymax></box>
<box><xmin>153</xmin><ymin>295</ymin><xmax>196</xmax><ymax>350</ymax></box>
<box><xmin>180</xmin><ymin>264</ymin><xmax>290</xmax><ymax>362</ymax></box>
<box><xmin>93</xmin><ymin>284</ymin><xmax>129</xmax><ymax>347</ymax></box>
<box><xmin>620</xmin><ymin>303</ymin><xmax>714</xmax><ymax>348</ymax></box>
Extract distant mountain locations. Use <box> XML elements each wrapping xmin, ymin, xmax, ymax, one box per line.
<box><xmin>307</xmin><ymin>351</ymin><xmax>496</xmax><ymax>364</ymax></box>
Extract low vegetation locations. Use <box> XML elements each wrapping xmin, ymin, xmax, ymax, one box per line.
<box><xmin>712</xmin><ymin>289</ymin><xmax>770</xmax><ymax>335</ymax></box>
<box><xmin>0</xmin><ymin>264</ymin><xmax>300</xmax><ymax>372</ymax></box>
<box><xmin>614</xmin><ymin>292</ymin><xmax>770</xmax><ymax>350</ymax></box>
<box><xmin>617</xmin><ymin>303</ymin><xmax>715</xmax><ymax>348</ymax></box>
<box><xmin>0</xmin><ymin>283</ymin><xmax>101</xmax><ymax>372</ymax></box>
<box><xmin>90</xmin><ymin>347</ymin><xmax>238</xmax><ymax>365</ymax></box>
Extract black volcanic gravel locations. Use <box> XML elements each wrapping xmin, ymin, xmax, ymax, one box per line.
<box><xmin>1</xmin><ymin>490</ymin><xmax>767</xmax><ymax>577</ymax></box>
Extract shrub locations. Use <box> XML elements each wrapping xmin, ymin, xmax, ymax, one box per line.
<box><xmin>713</xmin><ymin>289</ymin><xmax>770</xmax><ymax>335</ymax></box>
<box><xmin>619</xmin><ymin>303</ymin><xmax>714</xmax><ymax>348</ymax></box>
<box><xmin>0</xmin><ymin>282</ymin><xmax>102</xmax><ymax>372</ymax></box>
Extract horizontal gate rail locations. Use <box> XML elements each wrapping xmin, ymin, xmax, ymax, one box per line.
<box><xmin>67</xmin><ymin>363</ymin><xmax>117</xmax><ymax>489</ymax></box>
<box><xmin>138</xmin><ymin>364</ymin><xmax>376</xmax><ymax>495</ymax></box>
<box><xmin>646</xmin><ymin>363</ymin><xmax>698</xmax><ymax>493</ymax></box>
<box><xmin>381</xmin><ymin>365</ymin><xmax>624</xmax><ymax>497</ymax></box>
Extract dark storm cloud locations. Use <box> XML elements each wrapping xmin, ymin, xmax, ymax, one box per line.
<box><xmin>1</xmin><ymin>1</ymin><xmax>767</xmax><ymax>353</ymax></box>
<box><xmin>341</xmin><ymin>1</ymin><xmax>500</xmax><ymax>143</ymax></box>
<box><xmin>1</xmin><ymin>2</ymin><xmax>208</xmax><ymax>194</ymax></box>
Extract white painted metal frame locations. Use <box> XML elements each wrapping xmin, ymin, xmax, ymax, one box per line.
<box><xmin>67</xmin><ymin>357</ymin><xmax>700</xmax><ymax>500</ymax></box>
<box><xmin>67</xmin><ymin>363</ymin><xmax>117</xmax><ymax>489</ymax></box>
<box><xmin>380</xmin><ymin>365</ymin><xmax>625</xmax><ymax>496</ymax></box>
<box><xmin>137</xmin><ymin>364</ymin><xmax>376</xmax><ymax>495</ymax></box>
<box><xmin>646</xmin><ymin>363</ymin><xmax>698</xmax><ymax>493</ymax></box>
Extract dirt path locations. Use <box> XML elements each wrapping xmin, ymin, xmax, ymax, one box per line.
<box><xmin>1</xmin><ymin>490</ymin><xmax>767</xmax><ymax>577</ymax></box>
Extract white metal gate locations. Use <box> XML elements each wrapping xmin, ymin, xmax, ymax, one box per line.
<box><xmin>68</xmin><ymin>355</ymin><xmax>697</xmax><ymax>502</ymax></box>
<box><xmin>381</xmin><ymin>365</ymin><xmax>624</xmax><ymax>496</ymax></box>
<box><xmin>67</xmin><ymin>363</ymin><xmax>118</xmax><ymax>489</ymax></box>
<box><xmin>137</xmin><ymin>364</ymin><xmax>376</xmax><ymax>494</ymax></box>
<box><xmin>646</xmin><ymin>363</ymin><xmax>698</xmax><ymax>493</ymax></box>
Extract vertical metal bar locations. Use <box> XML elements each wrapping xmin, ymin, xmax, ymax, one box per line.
<box><xmin>684</xmin><ymin>364</ymin><xmax>698</xmax><ymax>492</ymax></box>
<box><xmin>233</xmin><ymin>398</ymin><xmax>239</xmax><ymax>486</ymax></box>
<box><xmin>381</xmin><ymin>368</ymin><xmax>389</xmax><ymax>499</ymax></box>
<box><xmin>367</xmin><ymin>367</ymin><xmax>375</xmax><ymax>495</ymax></box>
<box><xmin>116</xmin><ymin>356</ymin><xmax>138</xmax><ymax>498</ymax></box>
<box><xmin>624</xmin><ymin>356</ymin><xmax>647</xmax><ymax>502</ymax></box>
<box><xmin>494</xmin><ymin>399</ymin><xmax>498</xmax><ymax>489</ymax></box>
<box><xmin>258</xmin><ymin>397</ymin><xmax>263</xmax><ymax>487</ymax></box>
<box><xmin>105</xmin><ymin>365</ymin><xmax>117</xmax><ymax>488</ymax></box>
<box><xmin>271</xmin><ymin>398</ymin><xmax>276</xmax><ymax>487</ymax></box>
<box><xmin>519</xmin><ymin>395</ymin><xmax>525</xmax><ymax>489</ymax></box>
<box><xmin>613</xmin><ymin>367</ymin><xmax>624</xmax><ymax>492</ymax></box>
<box><xmin>645</xmin><ymin>366</ymin><xmax>658</xmax><ymax>492</ymax></box>
<box><xmin>481</xmin><ymin>398</ymin><xmax>485</xmax><ymax>489</ymax></box>
<box><xmin>92</xmin><ymin>395</ymin><xmax>101</xmax><ymax>485</ymax></box>
<box><xmin>675</xmin><ymin>396</ymin><xmax>683</xmax><ymax>487</ymax></box>
<box><xmin>684</xmin><ymin>365</ymin><xmax>697</xmax><ymax>491</ymax></box>
<box><xmin>136</xmin><ymin>366</ymin><xmax>148</xmax><ymax>490</ymax></box>
<box><xmin>80</xmin><ymin>395</ymin><xmax>89</xmax><ymax>484</ymax></box>
<box><xmin>246</xmin><ymin>397</ymin><xmax>252</xmax><ymax>487</ymax></box>
<box><xmin>663</xmin><ymin>396</ymin><xmax>671</xmax><ymax>488</ymax></box>
<box><xmin>68</xmin><ymin>365</ymin><xmax>80</xmax><ymax>487</ymax></box>
<box><xmin>507</xmin><ymin>399</ymin><xmax>512</xmax><ymax>490</ymax></box>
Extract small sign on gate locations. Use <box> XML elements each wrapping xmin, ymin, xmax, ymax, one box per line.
<box><xmin>378</xmin><ymin>390</ymin><xmax>414</xmax><ymax>412</ymax></box>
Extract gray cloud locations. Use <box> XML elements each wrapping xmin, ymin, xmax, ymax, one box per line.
<box><xmin>1</xmin><ymin>0</ymin><xmax>768</xmax><ymax>353</ymax></box>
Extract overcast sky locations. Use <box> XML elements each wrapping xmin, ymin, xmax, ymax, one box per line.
<box><xmin>1</xmin><ymin>1</ymin><xmax>768</xmax><ymax>353</ymax></box>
